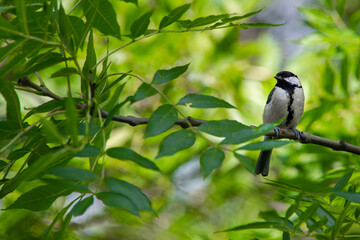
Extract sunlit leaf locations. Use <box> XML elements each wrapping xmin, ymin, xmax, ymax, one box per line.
<box><xmin>159</xmin><ymin>4</ymin><xmax>191</xmax><ymax>29</ymax></box>
<box><xmin>105</xmin><ymin>178</ymin><xmax>155</xmax><ymax>213</ymax></box>
<box><xmin>156</xmin><ymin>130</ymin><xmax>196</xmax><ymax>159</ymax></box>
<box><xmin>152</xmin><ymin>63</ymin><xmax>189</xmax><ymax>85</ymax></box>
<box><xmin>130</xmin><ymin>10</ymin><xmax>153</xmax><ymax>39</ymax></box>
<box><xmin>106</xmin><ymin>147</ymin><xmax>159</xmax><ymax>171</ymax></box>
<box><xmin>46</xmin><ymin>167</ymin><xmax>98</xmax><ymax>181</ymax></box>
<box><xmin>177</xmin><ymin>94</ymin><xmax>236</xmax><ymax>108</ymax></box>
<box><xmin>238</xmin><ymin>22</ymin><xmax>284</xmax><ymax>29</ymax></box>
<box><xmin>189</xmin><ymin>14</ymin><xmax>229</xmax><ymax>28</ymax></box>
<box><xmin>200</xmin><ymin>148</ymin><xmax>225</xmax><ymax>178</ymax></box>
<box><xmin>97</xmin><ymin>192</ymin><xmax>139</xmax><ymax>216</ymax></box>
<box><xmin>145</xmin><ymin>104</ymin><xmax>178</xmax><ymax>138</ymax></box>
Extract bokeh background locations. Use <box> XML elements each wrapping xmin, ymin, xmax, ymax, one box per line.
<box><xmin>1</xmin><ymin>0</ymin><xmax>360</xmax><ymax>239</ymax></box>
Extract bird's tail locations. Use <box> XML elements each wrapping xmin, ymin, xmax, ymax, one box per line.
<box><xmin>255</xmin><ymin>136</ymin><xmax>272</xmax><ymax>176</ymax></box>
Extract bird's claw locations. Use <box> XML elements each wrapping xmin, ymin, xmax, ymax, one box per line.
<box><xmin>274</xmin><ymin>127</ymin><xmax>280</xmax><ymax>138</ymax></box>
<box><xmin>292</xmin><ymin>128</ymin><xmax>301</xmax><ymax>140</ymax></box>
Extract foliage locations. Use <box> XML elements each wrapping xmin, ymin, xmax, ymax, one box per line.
<box><xmin>0</xmin><ymin>0</ymin><xmax>360</xmax><ymax>239</ymax></box>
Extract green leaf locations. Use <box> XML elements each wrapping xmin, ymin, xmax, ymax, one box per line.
<box><xmin>159</xmin><ymin>4</ymin><xmax>191</xmax><ymax>29</ymax></box>
<box><xmin>82</xmin><ymin>29</ymin><xmax>96</xmax><ymax>78</ymax></box>
<box><xmin>317</xmin><ymin>205</ymin><xmax>336</xmax><ymax>228</ymax></box>
<box><xmin>295</xmin><ymin>201</ymin><xmax>320</xmax><ymax>229</ymax></box>
<box><xmin>17</xmin><ymin>52</ymin><xmax>67</xmax><ymax>79</ymax></box>
<box><xmin>340</xmin><ymin>52</ymin><xmax>349</xmax><ymax>94</ymax></box>
<box><xmin>24</xmin><ymin>99</ymin><xmax>65</xmax><ymax>120</ymax></box>
<box><xmin>7</xmin><ymin>183</ymin><xmax>74</xmax><ymax>211</ymax></box>
<box><xmin>333</xmin><ymin>192</ymin><xmax>360</xmax><ymax>203</ymax></box>
<box><xmin>152</xmin><ymin>63</ymin><xmax>189</xmax><ymax>85</ymax></box>
<box><xmin>322</xmin><ymin>61</ymin><xmax>335</xmax><ymax>94</ymax></box>
<box><xmin>0</xmin><ymin>160</ymin><xmax>8</xmax><ymax>172</ymax></box>
<box><xmin>119</xmin><ymin>0</ymin><xmax>137</xmax><ymax>5</ymax></box>
<box><xmin>330</xmin><ymin>171</ymin><xmax>353</xmax><ymax>202</ymax></box>
<box><xmin>83</xmin><ymin>0</ymin><xmax>121</xmax><ymax>38</ymax></box>
<box><xmin>74</xmin><ymin>144</ymin><xmax>101</xmax><ymax>157</ymax></box>
<box><xmin>200</xmin><ymin>148</ymin><xmax>225</xmax><ymax>178</ymax></box>
<box><xmin>69</xmin><ymin>16</ymin><xmax>86</xmax><ymax>50</ymax></box>
<box><xmin>145</xmin><ymin>104</ymin><xmax>178</xmax><ymax>138</ymax></box>
<box><xmin>0</xmin><ymin>147</ymin><xmax>75</xmax><ymax>198</ymax></box>
<box><xmin>237</xmin><ymin>140</ymin><xmax>293</xmax><ymax>151</ymax></box>
<box><xmin>282</xmin><ymin>231</ymin><xmax>290</xmax><ymax>240</ymax></box>
<box><xmin>71</xmin><ymin>196</ymin><xmax>94</xmax><ymax>217</ymax></box>
<box><xmin>198</xmin><ymin>120</ymin><xmax>250</xmax><ymax>137</ymax></box>
<box><xmin>0</xmin><ymin>40</ymin><xmax>25</xmax><ymax>63</ymax></box>
<box><xmin>131</xmin><ymin>83</ymin><xmax>157</xmax><ymax>102</ymax></box>
<box><xmin>41</xmin><ymin>118</ymin><xmax>65</xmax><ymax>144</ymax></box>
<box><xmin>96</xmin><ymin>192</ymin><xmax>139</xmax><ymax>216</ymax></box>
<box><xmin>238</xmin><ymin>22</ymin><xmax>284</xmax><ymax>29</ymax></box>
<box><xmin>130</xmin><ymin>10</ymin><xmax>153</xmax><ymax>39</ymax></box>
<box><xmin>234</xmin><ymin>153</ymin><xmax>255</xmax><ymax>174</ymax></box>
<box><xmin>104</xmin><ymin>178</ymin><xmax>154</xmax><ymax>213</ymax></box>
<box><xmin>221</xmin><ymin>123</ymin><xmax>277</xmax><ymax>145</ymax></box>
<box><xmin>106</xmin><ymin>147</ymin><xmax>159</xmax><ymax>171</ymax></box>
<box><xmin>177</xmin><ymin>94</ymin><xmax>236</xmax><ymax>108</ymax></box>
<box><xmin>0</xmin><ymin>15</ymin><xmax>20</xmax><ymax>39</ymax></box>
<box><xmin>51</xmin><ymin>67</ymin><xmax>78</xmax><ymax>78</ymax></box>
<box><xmin>189</xmin><ymin>14</ymin><xmax>229</xmax><ymax>28</ymax></box>
<box><xmin>156</xmin><ymin>130</ymin><xmax>196</xmax><ymax>159</ymax></box>
<box><xmin>216</xmin><ymin>221</ymin><xmax>285</xmax><ymax>233</ymax></box>
<box><xmin>15</xmin><ymin>0</ymin><xmax>29</xmax><ymax>34</ymax></box>
<box><xmin>0</xmin><ymin>79</ymin><xmax>22</xmax><ymax>128</ymax></box>
<box><xmin>46</xmin><ymin>167</ymin><xmax>98</xmax><ymax>181</ymax></box>
<box><xmin>65</xmin><ymin>96</ymin><xmax>79</xmax><ymax>145</ymax></box>
<box><xmin>0</xmin><ymin>121</ymin><xmax>20</xmax><ymax>140</ymax></box>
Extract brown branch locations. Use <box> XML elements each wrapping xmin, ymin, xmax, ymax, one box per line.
<box><xmin>17</xmin><ymin>77</ymin><xmax>360</xmax><ymax>155</ymax></box>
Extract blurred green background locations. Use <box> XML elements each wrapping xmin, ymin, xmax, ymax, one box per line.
<box><xmin>2</xmin><ymin>0</ymin><xmax>360</xmax><ymax>239</ymax></box>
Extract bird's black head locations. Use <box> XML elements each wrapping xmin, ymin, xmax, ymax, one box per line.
<box><xmin>274</xmin><ymin>71</ymin><xmax>297</xmax><ymax>80</ymax></box>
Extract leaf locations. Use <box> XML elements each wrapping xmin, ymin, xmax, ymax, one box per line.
<box><xmin>0</xmin><ymin>15</ymin><xmax>20</xmax><ymax>39</ymax></box>
<box><xmin>322</xmin><ymin>61</ymin><xmax>335</xmax><ymax>94</ymax></box>
<box><xmin>0</xmin><ymin>160</ymin><xmax>8</xmax><ymax>172</ymax></box>
<box><xmin>238</xmin><ymin>22</ymin><xmax>284</xmax><ymax>29</ymax></box>
<box><xmin>216</xmin><ymin>221</ymin><xmax>285</xmax><ymax>233</ymax></box>
<box><xmin>0</xmin><ymin>147</ymin><xmax>75</xmax><ymax>198</ymax></box>
<box><xmin>145</xmin><ymin>104</ymin><xmax>178</xmax><ymax>138</ymax></box>
<box><xmin>237</xmin><ymin>140</ymin><xmax>293</xmax><ymax>151</ymax></box>
<box><xmin>283</xmin><ymin>231</ymin><xmax>290</xmax><ymax>240</ymax></box>
<box><xmin>83</xmin><ymin>0</ymin><xmax>121</xmax><ymax>38</ymax></box>
<box><xmin>71</xmin><ymin>196</ymin><xmax>94</xmax><ymax>216</ymax></box>
<box><xmin>330</xmin><ymin>171</ymin><xmax>353</xmax><ymax>202</ymax></box>
<box><xmin>119</xmin><ymin>0</ymin><xmax>137</xmax><ymax>5</ymax></box>
<box><xmin>7</xmin><ymin>183</ymin><xmax>74</xmax><ymax>211</ymax></box>
<box><xmin>41</xmin><ymin>118</ymin><xmax>65</xmax><ymax>144</ymax></box>
<box><xmin>198</xmin><ymin>120</ymin><xmax>250</xmax><ymax>137</ymax></box>
<box><xmin>189</xmin><ymin>14</ymin><xmax>229</xmax><ymax>28</ymax></box>
<box><xmin>104</xmin><ymin>178</ymin><xmax>154</xmax><ymax>213</ymax></box>
<box><xmin>295</xmin><ymin>201</ymin><xmax>320</xmax><ymax>229</ymax></box>
<box><xmin>317</xmin><ymin>205</ymin><xmax>336</xmax><ymax>228</ymax></box>
<box><xmin>0</xmin><ymin>79</ymin><xmax>22</xmax><ymax>128</ymax></box>
<box><xmin>0</xmin><ymin>40</ymin><xmax>25</xmax><ymax>63</ymax></box>
<box><xmin>15</xmin><ymin>0</ymin><xmax>29</xmax><ymax>34</ymax></box>
<box><xmin>152</xmin><ymin>63</ymin><xmax>190</xmax><ymax>85</ymax></box>
<box><xmin>159</xmin><ymin>4</ymin><xmax>191</xmax><ymax>29</ymax></box>
<box><xmin>17</xmin><ymin>52</ymin><xmax>67</xmax><ymax>79</ymax></box>
<box><xmin>131</xmin><ymin>83</ymin><xmax>157</xmax><ymax>102</ymax></box>
<box><xmin>234</xmin><ymin>153</ymin><xmax>255</xmax><ymax>174</ymax></box>
<box><xmin>82</xmin><ymin>29</ymin><xmax>96</xmax><ymax>78</ymax></box>
<box><xmin>97</xmin><ymin>192</ymin><xmax>139</xmax><ymax>216</ymax></box>
<box><xmin>51</xmin><ymin>68</ymin><xmax>78</xmax><ymax>78</ymax></box>
<box><xmin>65</xmin><ymin>96</ymin><xmax>79</xmax><ymax>145</ymax></box>
<box><xmin>340</xmin><ymin>52</ymin><xmax>349</xmax><ymax>94</ymax></box>
<box><xmin>333</xmin><ymin>192</ymin><xmax>360</xmax><ymax>203</ymax></box>
<box><xmin>106</xmin><ymin>147</ymin><xmax>159</xmax><ymax>171</ymax></box>
<box><xmin>24</xmin><ymin>99</ymin><xmax>65</xmax><ymax>120</ymax></box>
<box><xmin>156</xmin><ymin>129</ymin><xmax>196</xmax><ymax>159</ymax></box>
<box><xmin>221</xmin><ymin>123</ymin><xmax>277</xmax><ymax>145</ymax></box>
<box><xmin>200</xmin><ymin>148</ymin><xmax>225</xmax><ymax>178</ymax></box>
<box><xmin>46</xmin><ymin>167</ymin><xmax>98</xmax><ymax>181</ymax></box>
<box><xmin>130</xmin><ymin>10</ymin><xmax>153</xmax><ymax>39</ymax></box>
<box><xmin>74</xmin><ymin>144</ymin><xmax>101</xmax><ymax>157</ymax></box>
<box><xmin>0</xmin><ymin>121</ymin><xmax>20</xmax><ymax>140</ymax></box>
<box><xmin>177</xmin><ymin>94</ymin><xmax>236</xmax><ymax>108</ymax></box>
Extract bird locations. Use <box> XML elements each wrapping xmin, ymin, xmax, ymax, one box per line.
<box><xmin>255</xmin><ymin>71</ymin><xmax>305</xmax><ymax>176</ymax></box>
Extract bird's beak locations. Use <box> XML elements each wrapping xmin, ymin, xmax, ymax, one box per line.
<box><xmin>274</xmin><ymin>76</ymin><xmax>280</xmax><ymax>81</ymax></box>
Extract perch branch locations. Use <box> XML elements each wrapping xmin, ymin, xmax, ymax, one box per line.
<box><xmin>16</xmin><ymin>77</ymin><xmax>360</xmax><ymax>155</ymax></box>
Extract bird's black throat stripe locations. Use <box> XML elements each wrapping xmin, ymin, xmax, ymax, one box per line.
<box><xmin>275</xmin><ymin>81</ymin><xmax>302</xmax><ymax>126</ymax></box>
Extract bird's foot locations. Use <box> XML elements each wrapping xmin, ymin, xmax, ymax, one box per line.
<box><xmin>274</xmin><ymin>127</ymin><xmax>281</xmax><ymax>138</ymax></box>
<box><xmin>292</xmin><ymin>128</ymin><xmax>301</xmax><ymax>140</ymax></box>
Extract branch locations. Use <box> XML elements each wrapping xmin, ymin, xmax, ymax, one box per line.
<box><xmin>17</xmin><ymin>77</ymin><xmax>360</xmax><ymax>155</ymax></box>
